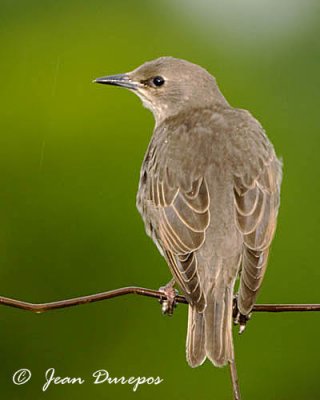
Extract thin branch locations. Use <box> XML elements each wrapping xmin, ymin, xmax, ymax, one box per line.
<box><xmin>229</xmin><ymin>357</ymin><xmax>241</xmax><ymax>400</ymax></box>
<box><xmin>0</xmin><ymin>286</ymin><xmax>319</xmax><ymax>313</ymax></box>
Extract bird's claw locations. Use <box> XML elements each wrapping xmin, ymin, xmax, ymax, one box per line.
<box><xmin>159</xmin><ymin>285</ymin><xmax>178</xmax><ymax>316</ymax></box>
<box><xmin>234</xmin><ymin>313</ymin><xmax>251</xmax><ymax>334</ymax></box>
<box><xmin>233</xmin><ymin>294</ymin><xmax>251</xmax><ymax>334</ymax></box>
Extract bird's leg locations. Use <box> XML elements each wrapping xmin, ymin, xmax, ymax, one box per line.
<box><xmin>233</xmin><ymin>294</ymin><xmax>252</xmax><ymax>334</ymax></box>
<box><xmin>158</xmin><ymin>278</ymin><xmax>178</xmax><ymax>316</ymax></box>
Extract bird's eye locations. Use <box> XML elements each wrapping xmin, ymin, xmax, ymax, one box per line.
<box><xmin>152</xmin><ymin>76</ymin><xmax>165</xmax><ymax>87</ymax></box>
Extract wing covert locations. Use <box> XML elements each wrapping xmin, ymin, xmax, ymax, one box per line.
<box><xmin>142</xmin><ymin>166</ymin><xmax>210</xmax><ymax>311</ymax></box>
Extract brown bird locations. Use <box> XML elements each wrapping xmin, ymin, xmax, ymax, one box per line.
<box><xmin>94</xmin><ymin>57</ymin><xmax>282</xmax><ymax>368</ymax></box>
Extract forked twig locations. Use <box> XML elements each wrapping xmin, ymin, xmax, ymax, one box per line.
<box><xmin>0</xmin><ymin>286</ymin><xmax>319</xmax><ymax>313</ymax></box>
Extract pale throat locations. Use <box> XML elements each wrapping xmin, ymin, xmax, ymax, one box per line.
<box><xmin>134</xmin><ymin>91</ymin><xmax>171</xmax><ymax>125</ymax></box>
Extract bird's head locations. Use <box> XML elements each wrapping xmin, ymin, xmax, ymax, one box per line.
<box><xmin>94</xmin><ymin>57</ymin><xmax>228</xmax><ymax>123</ymax></box>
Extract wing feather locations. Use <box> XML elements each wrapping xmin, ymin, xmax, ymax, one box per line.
<box><xmin>235</xmin><ymin>154</ymin><xmax>282</xmax><ymax>314</ymax></box>
<box><xmin>140</xmin><ymin>166</ymin><xmax>209</xmax><ymax>311</ymax></box>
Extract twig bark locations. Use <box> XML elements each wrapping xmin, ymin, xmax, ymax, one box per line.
<box><xmin>0</xmin><ymin>286</ymin><xmax>319</xmax><ymax>313</ymax></box>
<box><xmin>229</xmin><ymin>357</ymin><xmax>241</xmax><ymax>400</ymax></box>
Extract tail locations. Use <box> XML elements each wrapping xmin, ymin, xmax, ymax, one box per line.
<box><xmin>186</xmin><ymin>284</ymin><xmax>235</xmax><ymax>368</ymax></box>
<box><xmin>186</xmin><ymin>305</ymin><xmax>206</xmax><ymax>367</ymax></box>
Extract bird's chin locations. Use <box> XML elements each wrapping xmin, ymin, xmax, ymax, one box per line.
<box><xmin>134</xmin><ymin>91</ymin><xmax>156</xmax><ymax>114</ymax></box>
<box><xmin>132</xmin><ymin>90</ymin><xmax>169</xmax><ymax>124</ymax></box>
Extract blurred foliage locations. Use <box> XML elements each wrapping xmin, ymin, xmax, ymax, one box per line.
<box><xmin>0</xmin><ymin>0</ymin><xmax>319</xmax><ymax>399</ymax></box>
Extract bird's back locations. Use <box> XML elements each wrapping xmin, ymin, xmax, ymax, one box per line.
<box><xmin>137</xmin><ymin>105</ymin><xmax>282</xmax><ymax>366</ymax></box>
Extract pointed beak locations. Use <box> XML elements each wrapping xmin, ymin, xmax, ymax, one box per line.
<box><xmin>93</xmin><ymin>73</ymin><xmax>138</xmax><ymax>90</ymax></box>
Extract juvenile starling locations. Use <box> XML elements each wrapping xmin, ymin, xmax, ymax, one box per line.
<box><xmin>94</xmin><ymin>57</ymin><xmax>282</xmax><ymax>367</ymax></box>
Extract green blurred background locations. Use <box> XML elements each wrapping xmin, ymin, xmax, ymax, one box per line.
<box><xmin>0</xmin><ymin>0</ymin><xmax>319</xmax><ymax>398</ymax></box>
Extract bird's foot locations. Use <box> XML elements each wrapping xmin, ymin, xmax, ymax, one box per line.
<box><xmin>233</xmin><ymin>294</ymin><xmax>252</xmax><ymax>334</ymax></box>
<box><xmin>158</xmin><ymin>281</ymin><xmax>178</xmax><ymax>316</ymax></box>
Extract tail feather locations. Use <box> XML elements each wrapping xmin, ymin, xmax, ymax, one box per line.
<box><xmin>186</xmin><ymin>284</ymin><xmax>235</xmax><ymax>368</ymax></box>
<box><xmin>186</xmin><ymin>305</ymin><xmax>206</xmax><ymax>367</ymax></box>
<box><xmin>204</xmin><ymin>285</ymin><xmax>234</xmax><ymax>367</ymax></box>
<box><xmin>186</xmin><ymin>253</ymin><xmax>241</xmax><ymax>368</ymax></box>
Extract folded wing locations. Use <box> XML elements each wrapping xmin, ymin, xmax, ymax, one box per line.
<box><xmin>234</xmin><ymin>154</ymin><xmax>282</xmax><ymax>314</ymax></box>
